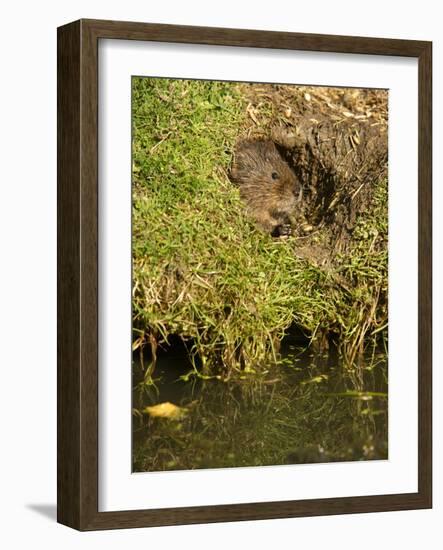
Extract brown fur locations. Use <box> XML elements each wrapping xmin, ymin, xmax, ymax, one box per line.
<box><xmin>230</xmin><ymin>139</ymin><xmax>301</xmax><ymax>234</ymax></box>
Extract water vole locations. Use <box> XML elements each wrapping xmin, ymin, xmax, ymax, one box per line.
<box><xmin>230</xmin><ymin>139</ymin><xmax>301</xmax><ymax>236</ymax></box>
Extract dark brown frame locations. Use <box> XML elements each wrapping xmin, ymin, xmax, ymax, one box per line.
<box><xmin>57</xmin><ymin>18</ymin><xmax>432</xmax><ymax>531</ymax></box>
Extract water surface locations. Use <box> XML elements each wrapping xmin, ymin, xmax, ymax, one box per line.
<box><xmin>132</xmin><ymin>340</ymin><xmax>388</xmax><ymax>472</ymax></box>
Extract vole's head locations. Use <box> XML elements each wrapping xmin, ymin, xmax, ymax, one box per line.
<box><xmin>231</xmin><ymin>139</ymin><xmax>300</xmax><ymax>215</ymax></box>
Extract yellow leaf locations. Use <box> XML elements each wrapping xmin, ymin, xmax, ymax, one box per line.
<box><xmin>143</xmin><ymin>402</ymin><xmax>187</xmax><ymax>420</ymax></box>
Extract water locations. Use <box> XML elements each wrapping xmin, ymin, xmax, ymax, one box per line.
<box><xmin>132</xmin><ymin>339</ymin><xmax>388</xmax><ymax>472</ymax></box>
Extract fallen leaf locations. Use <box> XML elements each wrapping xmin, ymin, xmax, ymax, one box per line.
<box><xmin>143</xmin><ymin>402</ymin><xmax>187</xmax><ymax>420</ymax></box>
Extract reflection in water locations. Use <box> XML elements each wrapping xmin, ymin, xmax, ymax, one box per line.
<box><xmin>132</xmin><ymin>339</ymin><xmax>388</xmax><ymax>472</ymax></box>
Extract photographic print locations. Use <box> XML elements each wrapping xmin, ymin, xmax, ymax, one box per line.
<box><xmin>57</xmin><ymin>19</ymin><xmax>432</xmax><ymax>529</ymax></box>
<box><xmin>131</xmin><ymin>77</ymin><xmax>389</xmax><ymax>473</ymax></box>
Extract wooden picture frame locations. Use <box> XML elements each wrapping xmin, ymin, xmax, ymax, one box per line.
<box><xmin>57</xmin><ymin>18</ymin><xmax>432</xmax><ymax>530</ymax></box>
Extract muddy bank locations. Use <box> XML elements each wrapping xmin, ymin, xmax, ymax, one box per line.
<box><xmin>239</xmin><ymin>84</ymin><xmax>388</xmax><ymax>257</ymax></box>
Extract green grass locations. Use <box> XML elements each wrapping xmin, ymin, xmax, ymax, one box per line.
<box><xmin>132</xmin><ymin>77</ymin><xmax>388</xmax><ymax>379</ymax></box>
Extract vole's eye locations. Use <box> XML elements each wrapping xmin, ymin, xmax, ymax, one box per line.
<box><xmin>271</xmin><ymin>171</ymin><xmax>279</xmax><ymax>180</ymax></box>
